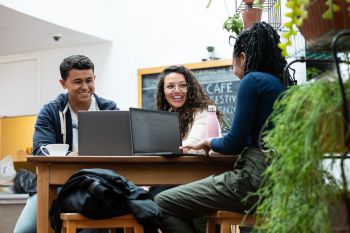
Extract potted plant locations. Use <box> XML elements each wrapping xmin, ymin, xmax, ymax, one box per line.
<box><xmin>241</xmin><ymin>4</ymin><xmax>263</xmax><ymax>29</ymax></box>
<box><xmin>241</xmin><ymin>0</ymin><xmax>265</xmax><ymax>29</ymax></box>
<box><xmin>242</xmin><ymin>0</ymin><xmax>265</xmax><ymax>4</ymax></box>
<box><xmin>223</xmin><ymin>13</ymin><xmax>244</xmax><ymax>35</ymax></box>
<box><xmin>206</xmin><ymin>0</ymin><xmax>264</xmax><ymax>7</ymax></box>
<box><xmin>252</xmin><ymin>75</ymin><xmax>350</xmax><ymax>232</ymax></box>
<box><xmin>279</xmin><ymin>0</ymin><xmax>350</xmax><ymax>56</ymax></box>
<box><xmin>207</xmin><ymin>0</ymin><xmax>263</xmax><ymax>30</ymax></box>
<box><xmin>298</xmin><ymin>0</ymin><xmax>350</xmax><ymax>51</ymax></box>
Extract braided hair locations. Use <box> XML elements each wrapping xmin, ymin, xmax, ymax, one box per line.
<box><xmin>156</xmin><ymin>66</ymin><xmax>223</xmax><ymax>138</ymax></box>
<box><xmin>233</xmin><ymin>22</ymin><xmax>296</xmax><ymax>86</ymax></box>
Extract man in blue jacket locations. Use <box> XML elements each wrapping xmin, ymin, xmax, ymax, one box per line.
<box><xmin>14</xmin><ymin>55</ymin><xmax>118</xmax><ymax>233</ymax></box>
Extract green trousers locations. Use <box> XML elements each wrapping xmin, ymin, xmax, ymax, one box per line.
<box><xmin>154</xmin><ymin>147</ymin><xmax>268</xmax><ymax>233</ymax></box>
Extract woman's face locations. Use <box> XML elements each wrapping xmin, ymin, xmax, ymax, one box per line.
<box><xmin>163</xmin><ymin>72</ymin><xmax>188</xmax><ymax>111</ymax></box>
<box><xmin>233</xmin><ymin>53</ymin><xmax>246</xmax><ymax>80</ymax></box>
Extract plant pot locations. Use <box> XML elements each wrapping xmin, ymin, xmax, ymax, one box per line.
<box><xmin>242</xmin><ymin>0</ymin><xmax>265</xmax><ymax>5</ymax></box>
<box><xmin>329</xmin><ymin>194</ymin><xmax>349</xmax><ymax>233</ymax></box>
<box><xmin>241</xmin><ymin>7</ymin><xmax>262</xmax><ymax>29</ymax></box>
<box><xmin>299</xmin><ymin>0</ymin><xmax>350</xmax><ymax>52</ymax></box>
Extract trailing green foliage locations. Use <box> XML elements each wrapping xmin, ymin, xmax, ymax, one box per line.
<box><xmin>253</xmin><ymin>79</ymin><xmax>349</xmax><ymax>233</ymax></box>
<box><xmin>279</xmin><ymin>0</ymin><xmax>350</xmax><ymax>56</ymax></box>
<box><xmin>279</xmin><ymin>0</ymin><xmax>309</xmax><ymax>57</ymax></box>
<box><xmin>223</xmin><ymin>13</ymin><xmax>243</xmax><ymax>36</ymax></box>
<box><xmin>323</xmin><ymin>0</ymin><xmax>341</xmax><ymax>19</ymax></box>
<box><xmin>306</xmin><ymin>67</ymin><xmax>324</xmax><ymax>80</ymax></box>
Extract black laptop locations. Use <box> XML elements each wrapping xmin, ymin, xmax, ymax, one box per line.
<box><xmin>78</xmin><ymin>110</ymin><xmax>132</xmax><ymax>156</ymax></box>
<box><xmin>129</xmin><ymin>108</ymin><xmax>183</xmax><ymax>156</ymax></box>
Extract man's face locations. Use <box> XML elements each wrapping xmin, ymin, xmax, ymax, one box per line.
<box><xmin>59</xmin><ymin>69</ymin><xmax>95</xmax><ymax>106</ymax></box>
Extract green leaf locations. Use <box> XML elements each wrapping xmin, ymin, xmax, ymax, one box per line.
<box><xmin>253</xmin><ymin>79</ymin><xmax>349</xmax><ymax>233</ymax></box>
<box><xmin>206</xmin><ymin>0</ymin><xmax>212</xmax><ymax>8</ymax></box>
<box><xmin>223</xmin><ymin>13</ymin><xmax>243</xmax><ymax>36</ymax></box>
<box><xmin>323</xmin><ymin>10</ymin><xmax>332</xmax><ymax>20</ymax></box>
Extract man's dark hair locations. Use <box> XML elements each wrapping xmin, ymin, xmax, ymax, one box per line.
<box><xmin>59</xmin><ymin>55</ymin><xmax>94</xmax><ymax>80</ymax></box>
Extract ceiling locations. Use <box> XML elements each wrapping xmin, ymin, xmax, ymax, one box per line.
<box><xmin>0</xmin><ymin>5</ymin><xmax>109</xmax><ymax>56</ymax></box>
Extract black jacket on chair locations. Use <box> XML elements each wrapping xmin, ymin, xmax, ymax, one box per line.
<box><xmin>49</xmin><ymin>168</ymin><xmax>162</xmax><ymax>233</ymax></box>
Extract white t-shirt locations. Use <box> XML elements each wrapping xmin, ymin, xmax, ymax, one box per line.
<box><xmin>68</xmin><ymin>96</ymin><xmax>98</xmax><ymax>152</ymax></box>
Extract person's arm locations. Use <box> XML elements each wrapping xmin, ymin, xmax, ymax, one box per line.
<box><xmin>211</xmin><ymin>74</ymin><xmax>259</xmax><ymax>155</ymax></box>
<box><xmin>182</xmin><ymin>110</ymin><xmax>207</xmax><ymax>145</ymax></box>
<box><xmin>182</xmin><ymin>110</ymin><xmax>209</xmax><ymax>154</ymax></box>
<box><xmin>180</xmin><ymin>138</ymin><xmax>212</xmax><ymax>156</ymax></box>
<box><xmin>182</xmin><ymin>110</ymin><xmax>221</xmax><ymax>154</ymax></box>
<box><xmin>32</xmin><ymin>105</ymin><xmax>60</xmax><ymax>155</ymax></box>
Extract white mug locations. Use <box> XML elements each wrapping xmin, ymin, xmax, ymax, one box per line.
<box><xmin>40</xmin><ymin>144</ymin><xmax>69</xmax><ymax>156</ymax></box>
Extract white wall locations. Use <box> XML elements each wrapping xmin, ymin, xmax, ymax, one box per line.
<box><xmin>0</xmin><ymin>0</ymin><xmax>236</xmax><ymax>111</ymax></box>
<box><xmin>0</xmin><ymin>43</ymin><xmax>114</xmax><ymax>113</ymax></box>
<box><xmin>0</xmin><ymin>0</ymin><xmax>307</xmax><ymax>112</ymax></box>
<box><xmin>102</xmin><ymin>0</ymin><xmax>235</xmax><ymax>109</ymax></box>
<box><xmin>0</xmin><ymin>57</ymin><xmax>38</xmax><ymax>116</ymax></box>
<box><xmin>0</xmin><ymin>0</ymin><xmax>115</xmax><ymax>41</ymax></box>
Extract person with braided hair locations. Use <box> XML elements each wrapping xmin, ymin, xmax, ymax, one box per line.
<box><xmin>154</xmin><ymin>22</ymin><xmax>296</xmax><ymax>233</ymax></box>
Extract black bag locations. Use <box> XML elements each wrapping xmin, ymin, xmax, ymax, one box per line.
<box><xmin>13</xmin><ymin>169</ymin><xmax>37</xmax><ymax>194</ymax></box>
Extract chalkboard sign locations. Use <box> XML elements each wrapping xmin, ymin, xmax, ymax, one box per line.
<box><xmin>137</xmin><ymin>59</ymin><xmax>240</xmax><ymax>131</ymax></box>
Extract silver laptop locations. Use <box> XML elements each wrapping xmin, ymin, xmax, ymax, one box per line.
<box><xmin>129</xmin><ymin>108</ymin><xmax>183</xmax><ymax>156</ymax></box>
<box><xmin>78</xmin><ymin>110</ymin><xmax>132</xmax><ymax>156</ymax></box>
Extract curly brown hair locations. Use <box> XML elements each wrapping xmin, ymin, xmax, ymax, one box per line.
<box><xmin>156</xmin><ymin>65</ymin><xmax>223</xmax><ymax>138</ymax></box>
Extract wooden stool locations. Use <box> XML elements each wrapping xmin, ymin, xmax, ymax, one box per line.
<box><xmin>206</xmin><ymin>211</ymin><xmax>254</xmax><ymax>233</ymax></box>
<box><xmin>60</xmin><ymin>213</ymin><xmax>144</xmax><ymax>233</ymax></box>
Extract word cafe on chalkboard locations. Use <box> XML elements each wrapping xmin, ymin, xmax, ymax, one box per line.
<box><xmin>137</xmin><ymin>59</ymin><xmax>240</xmax><ymax>132</ymax></box>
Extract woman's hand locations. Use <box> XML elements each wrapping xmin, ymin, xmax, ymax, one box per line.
<box><xmin>180</xmin><ymin>138</ymin><xmax>212</xmax><ymax>156</ymax></box>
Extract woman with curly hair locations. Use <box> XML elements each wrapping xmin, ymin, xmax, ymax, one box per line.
<box><xmin>156</xmin><ymin>65</ymin><xmax>223</xmax><ymax>153</ymax></box>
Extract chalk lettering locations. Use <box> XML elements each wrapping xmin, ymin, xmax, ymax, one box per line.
<box><xmin>206</xmin><ymin>82</ymin><xmax>234</xmax><ymax>95</ymax></box>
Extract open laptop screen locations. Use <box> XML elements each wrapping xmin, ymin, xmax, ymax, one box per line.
<box><xmin>78</xmin><ymin>110</ymin><xmax>132</xmax><ymax>156</ymax></box>
<box><xmin>129</xmin><ymin>108</ymin><xmax>182</xmax><ymax>155</ymax></box>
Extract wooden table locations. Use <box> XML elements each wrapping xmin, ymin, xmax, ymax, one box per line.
<box><xmin>27</xmin><ymin>155</ymin><xmax>237</xmax><ymax>233</ymax></box>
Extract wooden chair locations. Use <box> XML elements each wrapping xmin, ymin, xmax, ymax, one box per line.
<box><xmin>60</xmin><ymin>213</ymin><xmax>144</xmax><ymax>233</ymax></box>
<box><xmin>206</xmin><ymin>211</ymin><xmax>254</xmax><ymax>233</ymax></box>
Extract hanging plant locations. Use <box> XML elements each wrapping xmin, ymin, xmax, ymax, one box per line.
<box><xmin>279</xmin><ymin>0</ymin><xmax>350</xmax><ymax>56</ymax></box>
<box><xmin>223</xmin><ymin>13</ymin><xmax>244</xmax><ymax>36</ymax></box>
<box><xmin>253</xmin><ymin>78</ymin><xmax>350</xmax><ymax>233</ymax></box>
<box><xmin>207</xmin><ymin>0</ymin><xmax>264</xmax><ymax>34</ymax></box>
<box><xmin>241</xmin><ymin>6</ymin><xmax>263</xmax><ymax>29</ymax></box>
